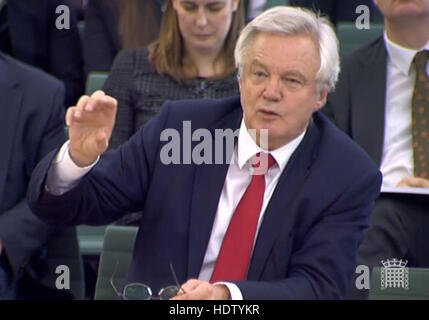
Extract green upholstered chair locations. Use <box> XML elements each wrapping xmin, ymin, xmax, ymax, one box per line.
<box><xmin>265</xmin><ymin>0</ymin><xmax>289</xmax><ymax>9</ymax></box>
<box><xmin>47</xmin><ymin>227</ymin><xmax>85</xmax><ymax>299</ymax></box>
<box><xmin>94</xmin><ymin>225</ymin><xmax>139</xmax><ymax>300</ymax></box>
<box><xmin>77</xmin><ymin>225</ymin><xmax>107</xmax><ymax>256</ymax></box>
<box><xmin>369</xmin><ymin>267</ymin><xmax>429</xmax><ymax>300</ymax></box>
<box><xmin>85</xmin><ymin>72</ymin><xmax>109</xmax><ymax>95</ymax></box>
<box><xmin>337</xmin><ymin>22</ymin><xmax>384</xmax><ymax>56</ymax></box>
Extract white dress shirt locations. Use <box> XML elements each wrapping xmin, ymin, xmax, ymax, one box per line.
<box><xmin>46</xmin><ymin>120</ymin><xmax>306</xmax><ymax>299</ymax></box>
<box><xmin>379</xmin><ymin>33</ymin><xmax>429</xmax><ymax>188</ymax></box>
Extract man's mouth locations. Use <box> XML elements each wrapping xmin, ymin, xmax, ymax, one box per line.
<box><xmin>258</xmin><ymin>108</ymin><xmax>279</xmax><ymax>117</ymax></box>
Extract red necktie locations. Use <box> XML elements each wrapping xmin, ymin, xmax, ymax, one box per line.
<box><xmin>210</xmin><ymin>153</ymin><xmax>276</xmax><ymax>282</ymax></box>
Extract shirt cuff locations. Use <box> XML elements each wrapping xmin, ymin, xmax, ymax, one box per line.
<box><xmin>45</xmin><ymin>140</ymin><xmax>99</xmax><ymax>195</ymax></box>
<box><xmin>215</xmin><ymin>282</ymin><xmax>243</xmax><ymax>300</ymax></box>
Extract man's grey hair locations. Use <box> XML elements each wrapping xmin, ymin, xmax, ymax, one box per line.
<box><xmin>235</xmin><ymin>6</ymin><xmax>340</xmax><ymax>92</ymax></box>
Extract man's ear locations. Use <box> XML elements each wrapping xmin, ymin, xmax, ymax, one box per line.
<box><xmin>237</xmin><ymin>72</ymin><xmax>242</xmax><ymax>90</ymax></box>
<box><xmin>171</xmin><ymin>0</ymin><xmax>179</xmax><ymax>11</ymax></box>
<box><xmin>314</xmin><ymin>88</ymin><xmax>329</xmax><ymax>111</ymax></box>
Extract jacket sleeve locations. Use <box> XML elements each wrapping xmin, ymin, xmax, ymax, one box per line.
<box><xmin>27</xmin><ymin>98</ymin><xmax>171</xmax><ymax>227</ymax></box>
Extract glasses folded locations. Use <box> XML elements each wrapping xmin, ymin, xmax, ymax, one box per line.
<box><xmin>110</xmin><ymin>261</ymin><xmax>185</xmax><ymax>300</ymax></box>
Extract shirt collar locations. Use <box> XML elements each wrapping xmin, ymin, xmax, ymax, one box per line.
<box><xmin>384</xmin><ymin>31</ymin><xmax>429</xmax><ymax>76</ymax></box>
<box><xmin>237</xmin><ymin>119</ymin><xmax>306</xmax><ymax>172</ymax></box>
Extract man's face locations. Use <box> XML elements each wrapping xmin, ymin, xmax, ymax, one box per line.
<box><xmin>239</xmin><ymin>33</ymin><xmax>328</xmax><ymax>150</ymax></box>
<box><xmin>375</xmin><ymin>0</ymin><xmax>429</xmax><ymax>21</ymax></box>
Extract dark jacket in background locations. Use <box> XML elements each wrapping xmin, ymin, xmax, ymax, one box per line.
<box><xmin>83</xmin><ymin>0</ymin><xmax>162</xmax><ymax>75</ymax></box>
<box><xmin>290</xmin><ymin>0</ymin><xmax>382</xmax><ymax>25</ymax></box>
<box><xmin>0</xmin><ymin>0</ymin><xmax>84</xmax><ymax>107</ymax></box>
<box><xmin>0</xmin><ymin>53</ymin><xmax>66</xmax><ymax>298</ymax></box>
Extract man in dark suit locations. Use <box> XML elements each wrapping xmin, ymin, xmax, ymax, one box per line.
<box><xmin>0</xmin><ymin>0</ymin><xmax>84</xmax><ymax>107</ymax></box>
<box><xmin>323</xmin><ymin>0</ymin><xmax>429</xmax><ymax>298</ymax></box>
<box><xmin>0</xmin><ymin>52</ymin><xmax>66</xmax><ymax>299</ymax></box>
<box><xmin>28</xmin><ymin>7</ymin><xmax>381</xmax><ymax>299</ymax></box>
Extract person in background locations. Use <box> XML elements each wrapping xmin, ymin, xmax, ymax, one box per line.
<box><xmin>0</xmin><ymin>52</ymin><xmax>66</xmax><ymax>299</ymax></box>
<box><xmin>105</xmin><ymin>0</ymin><xmax>245</xmax><ymax>150</ymax></box>
<box><xmin>71</xmin><ymin>0</ymin><xmax>86</xmax><ymax>21</ymax></box>
<box><xmin>291</xmin><ymin>0</ymin><xmax>382</xmax><ymax>25</ymax></box>
<box><xmin>0</xmin><ymin>0</ymin><xmax>84</xmax><ymax>107</ymax></box>
<box><xmin>323</xmin><ymin>0</ymin><xmax>429</xmax><ymax>299</ymax></box>
<box><xmin>83</xmin><ymin>0</ymin><xmax>163</xmax><ymax>75</ymax></box>
<box><xmin>28</xmin><ymin>7</ymin><xmax>381</xmax><ymax>300</ymax></box>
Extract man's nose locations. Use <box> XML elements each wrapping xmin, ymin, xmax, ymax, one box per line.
<box><xmin>263</xmin><ymin>77</ymin><xmax>282</xmax><ymax>101</ymax></box>
<box><xmin>196</xmin><ymin>8</ymin><xmax>208</xmax><ymax>27</ymax></box>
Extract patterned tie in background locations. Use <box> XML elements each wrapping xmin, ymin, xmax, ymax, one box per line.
<box><xmin>412</xmin><ymin>50</ymin><xmax>429</xmax><ymax>178</ymax></box>
<box><xmin>210</xmin><ymin>153</ymin><xmax>276</xmax><ymax>283</ymax></box>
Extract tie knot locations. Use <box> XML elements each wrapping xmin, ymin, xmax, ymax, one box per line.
<box><xmin>250</xmin><ymin>153</ymin><xmax>276</xmax><ymax>175</ymax></box>
<box><xmin>414</xmin><ymin>50</ymin><xmax>429</xmax><ymax>74</ymax></box>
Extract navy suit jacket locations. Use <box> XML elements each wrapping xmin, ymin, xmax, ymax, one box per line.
<box><xmin>0</xmin><ymin>53</ymin><xmax>65</xmax><ymax>283</ymax></box>
<box><xmin>323</xmin><ymin>37</ymin><xmax>387</xmax><ymax>166</ymax></box>
<box><xmin>28</xmin><ymin>96</ymin><xmax>381</xmax><ymax>299</ymax></box>
<box><xmin>5</xmin><ymin>0</ymin><xmax>84</xmax><ymax>106</ymax></box>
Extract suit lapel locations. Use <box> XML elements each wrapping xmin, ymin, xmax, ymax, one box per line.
<box><xmin>248</xmin><ymin>117</ymin><xmax>320</xmax><ymax>280</ymax></box>
<box><xmin>0</xmin><ymin>56</ymin><xmax>22</xmax><ymax>211</ymax></box>
<box><xmin>351</xmin><ymin>37</ymin><xmax>388</xmax><ymax>166</ymax></box>
<box><xmin>187</xmin><ymin>103</ymin><xmax>243</xmax><ymax>278</ymax></box>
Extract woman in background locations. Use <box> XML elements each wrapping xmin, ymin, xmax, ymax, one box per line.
<box><xmin>104</xmin><ymin>0</ymin><xmax>244</xmax><ymax>149</ymax></box>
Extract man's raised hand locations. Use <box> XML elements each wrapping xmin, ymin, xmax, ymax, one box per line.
<box><xmin>66</xmin><ymin>90</ymin><xmax>117</xmax><ymax>167</ymax></box>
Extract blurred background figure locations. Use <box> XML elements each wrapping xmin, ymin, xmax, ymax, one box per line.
<box><xmin>104</xmin><ymin>0</ymin><xmax>245</xmax><ymax>150</ymax></box>
<box><xmin>323</xmin><ymin>0</ymin><xmax>429</xmax><ymax>299</ymax></box>
<box><xmin>71</xmin><ymin>0</ymin><xmax>86</xmax><ymax>21</ymax></box>
<box><xmin>291</xmin><ymin>0</ymin><xmax>382</xmax><ymax>25</ymax></box>
<box><xmin>0</xmin><ymin>0</ymin><xmax>84</xmax><ymax>107</ymax></box>
<box><xmin>0</xmin><ymin>52</ymin><xmax>67</xmax><ymax>300</ymax></box>
<box><xmin>83</xmin><ymin>0</ymin><xmax>163</xmax><ymax>75</ymax></box>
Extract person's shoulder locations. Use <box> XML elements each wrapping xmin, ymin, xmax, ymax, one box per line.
<box><xmin>314</xmin><ymin>112</ymin><xmax>378</xmax><ymax>171</ymax></box>
<box><xmin>112</xmin><ymin>47</ymin><xmax>156</xmax><ymax>74</ymax></box>
<box><xmin>341</xmin><ymin>36</ymin><xmax>386</xmax><ymax>70</ymax></box>
<box><xmin>0</xmin><ymin>53</ymin><xmax>63</xmax><ymax>92</ymax></box>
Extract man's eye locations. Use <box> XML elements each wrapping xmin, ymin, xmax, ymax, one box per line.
<box><xmin>254</xmin><ymin>71</ymin><xmax>267</xmax><ymax>78</ymax></box>
<box><xmin>285</xmin><ymin>78</ymin><xmax>303</xmax><ymax>87</ymax></box>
